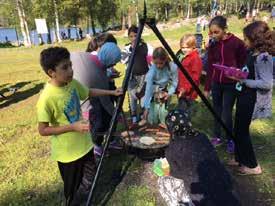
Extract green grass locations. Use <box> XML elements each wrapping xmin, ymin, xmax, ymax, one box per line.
<box><xmin>0</xmin><ymin>16</ymin><xmax>274</xmax><ymax>205</ymax></box>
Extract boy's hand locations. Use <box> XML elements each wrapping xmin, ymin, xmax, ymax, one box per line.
<box><xmin>112</xmin><ymin>88</ymin><xmax>123</xmax><ymax>96</ymax></box>
<box><xmin>72</xmin><ymin>120</ymin><xmax>90</xmax><ymax>133</ymax></box>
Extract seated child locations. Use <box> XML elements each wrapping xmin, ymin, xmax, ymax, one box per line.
<box><xmin>139</xmin><ymin>47</ymin><xmax>178</xmax><ymax>127</ymax></box>
<box><xmin>177</xmin><ymin>34</ymin><xmax>202</xmax><ymax>114</ymax></box>
<box><xmin>165</xmin><ymin>109</ymin><xmax>241</xmax><ymax>206</ymax></box>
<box><xmin>37</xmin><ymin>47</ymin><xmax>122</xmax><ymax>205</ymax></box>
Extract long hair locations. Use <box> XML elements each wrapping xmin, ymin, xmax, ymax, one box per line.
<box><xmin>153</xmin><ymin>47</ymin><xmax>170</xmax><ymax>62</ymax></box>
<box><xmin>86</xmin><ymin>33</ymin><xmax>117</xmax><ymax>52</ymax></box>
<box><xmin>243</xmin><ymin>21</ymin><xmax>275</xmax><ymax>55</ymax></box>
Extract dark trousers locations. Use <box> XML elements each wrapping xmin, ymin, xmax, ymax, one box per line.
<box><xmin>58</xmin><ymin>150</ymin><xmax>96</xmax><ymax>206</ymax></box>
<box><xmin>233</xmin><ymin>88</ymin><xmax>258</xmax><ymax>168</ymax></box>
<box><xmin>178</xmin><ymin>97</ymin><xmax>193</xmax><ymax>118</ymax></box>
<box><xmin>211</xmin><ymin>82</ymin><xmax>236</xmax><ymax>140</ymax></box>
<box><xmin>89</xmin><ymin>98</ymin><xmax>113</xmax><ymax>146</ymax></box>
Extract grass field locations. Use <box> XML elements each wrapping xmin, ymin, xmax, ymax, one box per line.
<box><xmin>0</xmin><ymin>16</ymin><xmax>274</xmax><ymax>205</ymax></box>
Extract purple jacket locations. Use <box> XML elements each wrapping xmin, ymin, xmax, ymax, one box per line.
<box><xmin>205</xmin><ymin>34</ymin><xmax>247</xmax><ymax>91</ymax></box>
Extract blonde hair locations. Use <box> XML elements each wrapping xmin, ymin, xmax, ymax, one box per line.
<box><xmin>180</xmin><ymin>34</ymin><xmax>197</xmax><ymax>49</ymax></box>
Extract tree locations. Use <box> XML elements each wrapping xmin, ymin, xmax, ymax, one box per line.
<box><xmin>15</xmin><ymin>0</ymin><xmax>31</xmax><ymax>46</ymax></box>
<box><xmin>53</xmin><ymin>0</ymin><xmax>61</xmax><ymax>42</ymax></box>
<box><xmin>95</xmin><ymin>0</ymin><xmax>117</xmax><ymax>30</ymax></box>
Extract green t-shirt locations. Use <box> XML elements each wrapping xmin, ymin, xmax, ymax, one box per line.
<box><xmin>37</xmin><ymin>79</ymin><xmax>93</xmax><ymax>163</ymax></box>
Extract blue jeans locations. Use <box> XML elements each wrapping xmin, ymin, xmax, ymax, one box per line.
<box><xmin>211</xmin><ymin>82</ymin><xmax>236</xmax><ymax>140</ymax></box>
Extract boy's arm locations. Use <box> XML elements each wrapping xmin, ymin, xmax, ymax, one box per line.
<box><xmin>89</xmin><ymin>88</ymin><xmax>122</xmax><ymax>97</ymax></box>
<box><xmin>38</xmin><ymin>121</ymin><xmax>89</xmax><ymax>136</ymax></box>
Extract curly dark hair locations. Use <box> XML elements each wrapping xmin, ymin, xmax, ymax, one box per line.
<box><xmin>243</xmin><ymin>21</ymin><xmax>275</xmax><ymax>55</ymax></box>
<box><xmin>40</xmin><ymin>47</ymin><xmax>70</xmax><ymax>75</ymax></box>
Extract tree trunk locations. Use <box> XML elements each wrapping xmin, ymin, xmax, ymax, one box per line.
<box><xmin>165</xmin><ymin>6</ymin><xmax>168</xmax><ymax>21</ymax></box>
<box><xmin>122</xmin><ymin>12</ymin><xmax>126</xmax><ymax>30</ymax></box>
<box><xmin>224</xmin><ymin>1</ymin><xmax>228</xmax><ymax>14</ymax></box>
<box><xmin>186</xmin><ymin>0</ymin><xmax>190</xmax><ymax>19</ymax></box>
<box><xmin>135</xmin><ymin>2</ymin><xmax>139</xmax><ymax>25</ymax></box>
<box><xmin>15</xmin><ymin>0</ymin><xmax>31</xmax><ymax>47</ymax></box>
<box><xmin>89</xmin><ymin>9</ymin><xmax>96</xmax><ymax>35</ymax></box>
<box><xmin>38</xmin><ymin>33</ymin><xmax>44</xmax><ymax>45</ymax></box>
<box><xmin>235</xmin><ymin>1</ymin><xmax>238</xmax><ymax>13</ymax></box>
<box><xmin>47</xmin><ymin>23</ymin><xmax>52</xmax><ymax>44</ymax></box>
<box><xmin>86</xmin><ymin>16</ymin><xmax>90</xmax><ymax>34</ymax></box>
<box><xmin>20</xmin><ymin>0</ymin><xmax>31</xmax><ymax>45</ymax></box>
<box><xmin>127</xmin><ymin>6</ymin><xmax>132</xmax><ymax>27</ymax></box>
<box><xmin>53</xmin><ymin>0</ymin><xmax>61</xmax><ymax>42</ymax></box>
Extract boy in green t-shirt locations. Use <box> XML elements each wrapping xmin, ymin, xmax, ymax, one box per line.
<box><xmin>37</xmin><ymin>47</ymin><xmax>122</xmax><ymax>205</ymax></box>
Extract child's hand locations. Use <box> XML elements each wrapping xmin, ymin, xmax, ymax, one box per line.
<box><xmin>162</xmin><ymin>92</ymin><xmax>170</xmax><ymax>100</ymax></box>
<box><xmin>72</xmin><ymin>120</ymin><xmax>90</xmax><ymax>133</ymax></box>
<box><xmin>178</xmin><ymin>90</ymin><xmax>185</xmax><ymax>98</ymax></box>
<box><xmin>112</xmin><ymin>88</ymin><xmax>123</xmax><ymax>96</ymax></box>
<box><xmin>204</xmin><ymin>91</ymin><xmax>210</xmax><ymax>98</ymax></box>
<box><xmin>227</xmin><ymin>76</ymin><xmax>241</xmax><ymax>81</ymax></box>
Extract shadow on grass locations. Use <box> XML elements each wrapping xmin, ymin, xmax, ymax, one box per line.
<box><xmin>0</xmin><ymin>185</ymin><xmax>64</xmax><ymax>206</ymax></box>
<box><xmin>0</xmin><ymin>82</ymin><xmax>43</xmax><ymax>109</ymax></box>
<box><xmin>0</xmin><ymin>152</ymin><xmax>137</xmax><ymax>206</ymax></box>
<box><xmin>0</xmin><ymin>81</ymin><xmax>34</xmax><ymax>99</ymax></box>
<box><xmin>91</xmin><ymin>151</ymin><xmax>137</xmax><ymax>205</ymax></box>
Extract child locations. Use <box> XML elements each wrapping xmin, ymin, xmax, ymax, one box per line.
<box><xmin>165</xmin><ymin>109</ymin><xmax>241</xmax><ymax>205</ymax></box>
<box><xmin>72</xmin><ymin>42</ymin><xmax>122</xmax><ymax>157</ymax></box>
<box><xmin>37</xmin><ymin>47</ymin><xmax>122</xmax><ymax>205</ymax></box>
<box><xmin>139</xmin><ymin>47</ymin><xmax>178</xmax><ymax>127</ymax></box>
<box><xmin>204</xmin><ymin>16</ymin><xmax>247</xmax><ymax>153</ymax></box>
<box><xmin>229</xmin><ymin>21</ymin><xmax>274</xmax><ymax>175</ymax></box>
<box><xmin>121</xmin><ymin>25</ymin><xmax>153</xmax><ymax>124</ymax></box>
<box><xmin>177</xmin><ymin>34</ymin><xmax>202</xmax><ymax>114</ymax></box>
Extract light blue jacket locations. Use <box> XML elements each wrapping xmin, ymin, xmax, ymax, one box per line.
<box><xmin>143</xmin><ymin>62</ymin><xmax>178</xmax><ymax>109</ymax></box>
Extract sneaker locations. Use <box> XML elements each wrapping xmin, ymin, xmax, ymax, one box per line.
<box><xmin>226</xmin><ymin>140</ymin><xmax>235</xmax><ymax>154</ymax></box>
<box><xmin>93</xmin><ymin>145</ymin><xmax>103</xmax><ymax>157</ymax></box>
<box><xmin>109</xmin><ymin>140</ymin><xmax>123</xmax><ymax>150</ymax></box>
<box><xmin>210</xmin><ymin>137</ymin><xmax>223</xmax><ymax>147</ymax></box>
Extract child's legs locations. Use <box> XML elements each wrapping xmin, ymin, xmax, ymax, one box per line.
<box><xmin>234</xmin><ymin>90</ymin><xmax>258</xmax><ymax>168</ymax></box>
<box><xmin>90</xmin><ymin>98</ymin><xmax>104</xmax><ymax>146</ymax></box>
<box><xmin>57</xmin><ymin>150</ymin><xmax>95</xmax><ymax>205</ymax></box>
<box><xmin>211</xmin><ymin>83</ymin><xmax>223</xmax><ymax>138</ymax></box>
<box><xmin>90</xmin><ymin>99</ymin><xmax>113</xmax><ymax>146</ymax></box>
<box><xmin>221</xmin><ymin>84</ymin><xmax>237</xmax><ymax>141</ymax></box>
<box><xmin>71</xmin><ymin>150</ymin><xmax>97</xmax><ymax>205</ymax></box>
<box><xmin>128</xmin><ymin>77</ymin><xmax>138</xmax><ymax>116</ymax></box>
<box><xmin>58</xmin><ymin>162</ymin><xmax>80</xmax><ymax>205</ymax></box>
<box><xmin>128</xmin><ymin>89</ymin><xmax>138</xmax><ymax>115</ymax></box>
